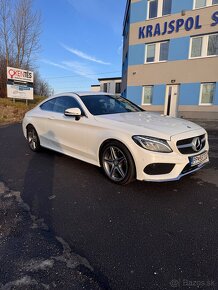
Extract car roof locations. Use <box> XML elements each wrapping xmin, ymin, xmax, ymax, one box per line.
<box><xmin>73</xmin><ymin>91</ymin><xmax>111</xmax><ymax>97</ymax></box>
<box><xmin>49</xmin><ymin>91</ymin><xmax>112</xmax><ymax>98</ymax></box>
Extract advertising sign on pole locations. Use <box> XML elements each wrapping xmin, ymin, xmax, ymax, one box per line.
<box><xmin>7</xmin><ymin>67</ymin><xmax>34</xmax><ymax>100</ymax></box>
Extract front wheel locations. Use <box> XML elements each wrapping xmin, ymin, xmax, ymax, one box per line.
<box><xmin>100</xmin><ymin>141</ymin><xmax>136</xmax><ymax>185</ymax></box>
<box><xmin>27</xmin><ymin>126</ymin><xmax>41</xmax><ymax>152</ymax></box>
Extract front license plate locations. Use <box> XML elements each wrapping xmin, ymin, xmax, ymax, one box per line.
<box><xmin>190</xmin><ymin>151</ymin><xmax>208</xmax><ymax>167</ymax></box>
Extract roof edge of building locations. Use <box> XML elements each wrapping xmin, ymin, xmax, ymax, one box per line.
<box><xmin>98</xmin><ymin>77</ymin><xmax>121</xmax><ymax>81</ymax></box>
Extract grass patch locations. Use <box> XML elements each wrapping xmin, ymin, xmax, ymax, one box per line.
<box><xmin>0</xmin><ymin>96</ymin><xmax>47</xmax><ymax>124</ymax></box>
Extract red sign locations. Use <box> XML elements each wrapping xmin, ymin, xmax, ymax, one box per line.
<box><xmin>7</xmin><ymin>67</ymin><xmax>34</xmax><ymax>83</ymax></box>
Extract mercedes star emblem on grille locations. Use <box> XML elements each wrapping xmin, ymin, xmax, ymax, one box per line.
<box><xmin>192</xmin><ymin>137</ymin><xmax>202</xmax><ymax>152</ymax></box>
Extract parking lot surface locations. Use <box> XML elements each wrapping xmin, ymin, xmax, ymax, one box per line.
<box><xmin>0</xmin><ymin>122</ymin><xmax>217</xmax><ymax>289</ymax></box>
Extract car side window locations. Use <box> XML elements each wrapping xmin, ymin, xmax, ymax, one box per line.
<box><xmin>53</xmin><ymin>96</ymin><xmax>83</xmax><ymax>114</ymax></box>
<box><xmin>40</xmin><ymin>98</ymin><xmax>56</xmax><ymax>112</ymax></box>
<box><xmin>40</xmin><ymin>96</ymin><xmax>83</xmax><ymax>114</ymax></box>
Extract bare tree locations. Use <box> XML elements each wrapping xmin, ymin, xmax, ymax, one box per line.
<box><xmin>34</xmin><ymin>71</ymin><xmax>53</xmax><ymax>97</ymax></box>
<box><xmin>12</xmin><ymin>0</ymin><xmax>41</xmax><ymax>69</ymax></box>
<box><xmin>0</xmin><ymin>0</ymin><xmax>13</xmax><ymax>66</ymax></box>
<box><xmin>0</xmin><ymin>0</ymin><xmax>11</xmax><ymax>97</ymax></box>
<box><xmin>0</xmin><ymin>0</ymin><xmax>41</xmax><ymax>97</ymax></box>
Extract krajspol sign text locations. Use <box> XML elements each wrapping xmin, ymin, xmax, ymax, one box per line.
<box><xmin>138</xmin><ymin>11</ymin><xmax>218</xmax><ymax>39</ymax></box>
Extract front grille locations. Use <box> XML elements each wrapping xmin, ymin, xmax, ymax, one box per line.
<box><xmin>177</xmin><ymin>134</ymin><xmax>206</xmax><ymax>154</ymax></box>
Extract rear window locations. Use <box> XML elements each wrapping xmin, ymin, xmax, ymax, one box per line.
<box><xmin>40</xmin><ymin>96</ymin><xmax>83</xmax><ymax>113</ymax></box>
<box><xmin>40</xmin><ymin>98</ymin><xmax>56</xmax><ymax>111</ymax></box>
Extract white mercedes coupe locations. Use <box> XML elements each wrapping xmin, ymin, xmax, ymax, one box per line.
<box><xmin>22</xmin><ymin>92</ymin><xmax>209</xmax><ymax>184</ymax></box>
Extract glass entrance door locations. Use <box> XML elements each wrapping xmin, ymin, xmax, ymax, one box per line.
<box><xmin>164</xmin><ymin>85</ymin><xmax>180</xmax><ymax>117</ymax></box>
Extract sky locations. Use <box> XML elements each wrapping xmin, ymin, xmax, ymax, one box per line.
<box><xmin>34</xmin><ymin>0</ymin><xmax>126</xmax><ymax>93</ymax></box>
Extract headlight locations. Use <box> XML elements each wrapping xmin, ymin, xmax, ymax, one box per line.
<box><xmin>132</xmin><ymin>136</ymin><xmax>172</xmax><ymax>153</ymax></box>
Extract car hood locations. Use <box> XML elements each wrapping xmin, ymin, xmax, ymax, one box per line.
<box><xmin>95</xmin><ymin>112</ymin><xmax>202</xmax><ymax>140</ymax></box>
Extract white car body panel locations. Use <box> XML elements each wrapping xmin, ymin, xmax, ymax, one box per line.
<box><xmin>22</xmin><ymin>92</ymin><xmax>209</xmax><ymax>182</ymax></box>
<box><xmin>96</xmin><ymin>112</ymin><xmax>201</xmax><ymax>139</ymax></box>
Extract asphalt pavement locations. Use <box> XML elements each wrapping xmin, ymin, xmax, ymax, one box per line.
<box><xmin>0</xmin><ymin>121</ymin><xmax>217</xmax><ymax>289</ymax></box>
<box><xmin>0</xmin><ymin>181</ymin><xmax>102</xmax><ymax>289</ymax></box>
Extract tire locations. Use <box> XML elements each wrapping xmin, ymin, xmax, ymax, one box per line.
<box><xmin>27</xmin><ymin>125</ymin><xmax>41</xmax><ymax>152</ymax></box>
<box><xmin>100</xmin><ymin>140</ymin><xmax>136</xmax><ymax>185</ymax></box>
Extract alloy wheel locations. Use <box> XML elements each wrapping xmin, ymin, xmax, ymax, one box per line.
<box><xmin>27</xmin><ymin>127</ymin><xmax>40</xmax><ymax>151</ymax></box>
<box><xmin>102</xmin><ymin>146</ymin><xmax>128</xmax><ymax>182</ymax></box>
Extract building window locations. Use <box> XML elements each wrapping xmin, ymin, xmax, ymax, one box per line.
<box><xmin>162</xmin><ymin>0</ymin><xmax>172</xmax><ymax>15</ymax></box>
<box><xmin>189</xmin><ymin>34</ymin><xmax>218</xmax><ymax>58</ymax></box>
<box><xmin>148</xmin><ymin>0</ymin><xmax>158</xmax><ymax>18</ymax></box>
<box><xmin>146</xmin><ymin>44</ymin><xmax>156</xmax><ymax>62</ymax></box>
<box><xmin>159</xmin><ymin>41</ymin><xmax>169</xmax><ymax>61</ymax></box>
<box><xmin>148</xmin><ymin>0</ymin><xmax>172</xmax><ymax>19</ymax></box>
<box><xmin>208</xmin><ymin>34</ymin><xmax>218</xmax><ymax>56</ymax></box>
<box><xmin>145</xmin><ymin>41</ymin><xmax>169</xmax><ymax>63</ymax></box>
<box><xmin>142</xmin><ymin>86</ymin><xmax>153</xmax><ymax>104</ymax></box>
<box><xmin>194</xmin><ymin>0</ymin><xmax>218</xmax><ymax>8</ymax></box>
<box><xmin>190</xmin><ymin>37</ymin><xmax>203</xmax><ymax>57</ymax></box>
<box><xmin>200</xmin><ymin>83</ymin><xmax>216</xmax><ymax>105</ymax></box>
<box><xmin>115</xmin><ymin>82</ymin><xmax>121</xmax><ymax>94</ymax></box>
<box><xmin>194</xmin><ymin>0</ymin><xmax>206</xmax><ymax>8</ymax></box>
<box><xmin>103</xmin><ymin>83</ymin><xmax>108</xmax><ymax>93</ymax></box>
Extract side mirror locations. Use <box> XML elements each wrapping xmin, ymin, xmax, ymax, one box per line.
<box><xmin>64</xmin><ymin>108</ymin><xmax>82</xmax><ymax>120</ymax></box>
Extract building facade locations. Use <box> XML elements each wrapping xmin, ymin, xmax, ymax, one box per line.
<box><xmin>122</xmin><ymin>0</ymin><xmax>218</xmax><ymax>119</ymax></box>
<box><xmin>91</xmin><ymin>84</ymin><xmax>101</xmax><ymax>92</ymax></box>
<box><xmin>91</xmin><ymin>77</ymin><xmax>121</xmax><ymax>95</ymax></box>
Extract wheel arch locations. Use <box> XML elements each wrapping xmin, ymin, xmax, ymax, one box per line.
<box><xmin>98</xmin><ymin>138</ymin><xmax>137</xmax><ymax>184</ymax></box>
<box><xmin>26</xmin><ymin>123</ymin><xmax>35</xmax><ymax>131</ymax></box>
<box><xmin>25</xmin><ymin>123</ymin><xmax>35</xmax><ymax>137</ymax></box>
<box><xmin>98</xmin><ymin>138</ymin><xmax>136</xmax><ymax>167</ymax></box>
<box><xmin>99</xmin><ymin>138</ymin><xmax>119</xmax><ymax>159</ymax></box>
<box><xmin>26</xmin><ymin>124</ymin><xmax>41</xmax><ymax>145</ymax></box>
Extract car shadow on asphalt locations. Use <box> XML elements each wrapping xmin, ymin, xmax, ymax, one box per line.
<box><xmin>23</xmin><ymin>131</ymin><xmax>58</xmax><ymax>226</ymax></box>
<box><xmin>22</xmin><ymin>130</ymin><xmax>111</xmax><ymax>288</ymax></box>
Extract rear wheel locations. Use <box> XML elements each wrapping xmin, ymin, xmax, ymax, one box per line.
<box><xmin>100</xmin><ymin>141</ymin><xmax>135</xmax><ymax>185</ymax></box>
<box><xmin>27</xmin><ymin>126</ymin><xmax>41</xmax><ymax>152</ymax></box>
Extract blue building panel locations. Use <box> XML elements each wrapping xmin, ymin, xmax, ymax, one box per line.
<box><xmin>172</xmin><ymin>0</ymin><xmax>193</xmax><ymax>14</ymax></box>
<box><xmin>179</xmin><ymin>83</ymin><xmax>201</xmax><ymax>105</ymax></box>
<box><xmin>130</xmin><ymin>0</ymin><xmax>147</xmax><ymax>24</ymax></box>
<box><xmin>128</xmin><ymin>44</ymin><xmax>145</xmax><ymax>66</ymax></box>
<box><xmin>128</xmin><ymin>37</ymin><xmax>191</xmax><ymax>65</ymax></box>
<box><xmin>152</xmin><ymin>85</ymin><xmax>166</xmax><ymax>105</ymax></box>
<box><xmin>214</xmin><ymin>82</ymin><xmax>218</xmax><ymax>105</ymax></box>
<box><xmin>168</xmin><ymin>37</ymin><xmax>190</xmax><ymax>61</ymax></box>
<box><xmin>126</xmin><ymin>86</ymin><xmax>143</xmax><ymax>105</ymax></box>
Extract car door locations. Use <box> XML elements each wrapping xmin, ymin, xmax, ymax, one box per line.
<box><xmin>44</xmin><ymin>96</ymin><xmax>89</xmax><ymax>158</ymax></box>
<box><xmin>38</xmin><ymin>97</ymin><xmax>57</xmax><ymax>148</ymax></box>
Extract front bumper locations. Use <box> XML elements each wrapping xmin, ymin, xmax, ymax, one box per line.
<box><xmin>133</xmin><ymin>129</ymin><xmax>209</xmax><ymax>182</ymax></box>
<box><xmin>143</xmin><ymin>161</ymin><xmax>209</xmax><ymax>182</ymax></box>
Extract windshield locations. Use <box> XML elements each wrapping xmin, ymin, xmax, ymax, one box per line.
<box><xmin>80</xmin><ymin>94</ymin><xmax>144</xmax><ymax>116</ymax></box>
